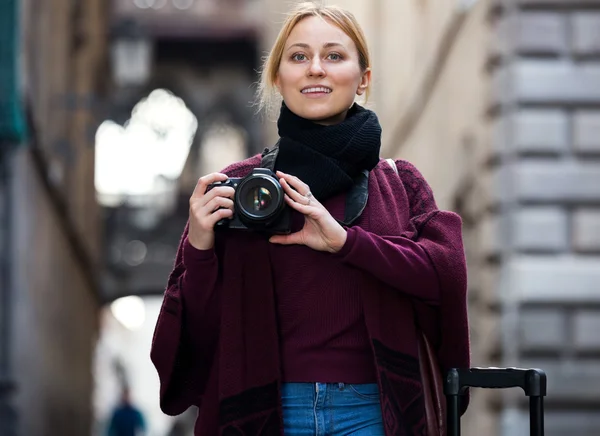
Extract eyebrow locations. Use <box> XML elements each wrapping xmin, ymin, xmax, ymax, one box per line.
<box><xmin>286</xmin><ymin>42</ymin><xmax>345</xmax><ymax>51</ymax></box>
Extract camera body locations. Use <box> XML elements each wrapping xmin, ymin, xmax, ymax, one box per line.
<box><xmin>207</xmin><ymin>168</ymin><xmax>292</xmax><ymax>234</ymax></box>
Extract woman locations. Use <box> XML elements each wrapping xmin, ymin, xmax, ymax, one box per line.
<box><xmin>151</xmin><ymin>2</ymin><xmax>470</xmax><ymax>435</ymax></box>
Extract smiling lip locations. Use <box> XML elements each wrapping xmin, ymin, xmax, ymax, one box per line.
<box><xmin>301</xmin><ymin>86</ymin><xmax>332</xmax><ymax>97</ymax></box>
<box><xmin>300</xmin><ymin>85</ymin><xmax>333</xmax><ymax>95</ymax></box>
<box><xmin>302</xmin><ymin>92</ymin><xmax>330</xmax><ymax>99</ymax></box>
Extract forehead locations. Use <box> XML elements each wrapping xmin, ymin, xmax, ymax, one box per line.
<box><xmin>285</xmin><ymin>15</ymin><xmax>355</xmax><ymax>50</ymax></box>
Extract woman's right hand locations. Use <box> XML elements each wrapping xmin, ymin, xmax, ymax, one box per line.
<box><xmin>188</xmin><ymin>172</ymin><xmax>236</xmax><ymax>250</ymax></box>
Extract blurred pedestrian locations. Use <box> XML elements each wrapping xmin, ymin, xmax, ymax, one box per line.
<box><xmin>151</xmin><ymin>2</ymin><xmax>470</xmax><ymax>435</ymax></box>
<box><xmin>106</xmin><ymin>387</ymin><xmax>146</xmax><ymax>436</ymax></box>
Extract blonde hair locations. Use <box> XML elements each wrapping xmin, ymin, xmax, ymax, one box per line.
<box><xmin>256</xmin><ymin>2</ymin><xmax>372</xmax><ymax>116</ymax></box>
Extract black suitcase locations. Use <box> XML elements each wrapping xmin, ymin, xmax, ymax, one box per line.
<box><xmin>444</xmin><ymin>367</ymin><xmax>547</xmax><ymax>436</ymax></box>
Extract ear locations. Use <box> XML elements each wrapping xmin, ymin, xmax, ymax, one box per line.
<box><xmin>274</xmin><ymin>73</ymin><xmax>282</xmax><ymax>94</ymax></box>
<box><xmin>356</xmin><ymin>68</ymin><xmax>371</xmax><ymax>96</ymax></box>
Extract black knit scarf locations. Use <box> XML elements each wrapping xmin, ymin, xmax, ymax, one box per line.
<box><xmin>273</xmin><ymin>102</ymin><xmax>382</xmax><ymax>201</ymax></box>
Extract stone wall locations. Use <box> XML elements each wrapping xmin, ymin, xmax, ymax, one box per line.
<box><xmin>489</xmin><ymin>0</ymin><xmax>600</xmax><ymax>434</ymax></box>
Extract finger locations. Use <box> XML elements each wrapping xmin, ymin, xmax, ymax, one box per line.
<box><xmin>190</xmin><ymin>197</ymin><xmax>234</xmax><ymax>226</ymax></box>
<box><xmin>191</xmin><ymin>173</ymin><xmax>228</xmax><ymax>198</ymax></box>
<box><xmin>283</xmin><ymin>193</ymin><xmax>313</xmax><ymax>215</ymax></box>
<box><xmin>204</xmin><ymin>196</ymin><xmax>234</xmax><ymax>214</ymax></box>
<box><xmin>190</xmin><ymin>202</ymin><xmax>233</xmax><ymax>232</ymax></box>
<box><xmin>280</xmin><ymin>177</ymin><xmax>311</xmax><ymax>206</ymax></box>
<box><xmin>276</xmin><ymin>171</ymin><xmax>310</xmax><ymax>196</ymax></box>
<box><xmin>205</xmin><ymin>207</ymin><xmax>234</xmax><ymax>227</ymax></box>
<box><xmin>201</xmin><ymin>185</ymin><xmax>235</xmax><ymax>207</ymax></box>
<box><xmin>269</xmin><ymin>232</ymin><xmax>301</xmax><ymax>245</ymax></box>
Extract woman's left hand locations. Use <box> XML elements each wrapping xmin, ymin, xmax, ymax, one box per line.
<box><xmin>269</xmin><ymin>171</ymin><xmax>347</xmax><ymax>253</ymax></box>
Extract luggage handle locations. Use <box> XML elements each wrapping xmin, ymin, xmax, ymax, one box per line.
<box><xmin>445</xmin><ymin>367</ymin><xmax>547</xmax><ymax>396</ymax></box>
<box><xmin>445</xmin><ymin>368</ymin><xmax>547</xmax><ymax>436</ymax></box>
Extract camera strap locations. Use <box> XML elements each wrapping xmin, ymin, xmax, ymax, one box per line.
<box><xmin>260</xmin><ymin>141</ymin><xmax>280</xmax><ymax>172</ymax></box>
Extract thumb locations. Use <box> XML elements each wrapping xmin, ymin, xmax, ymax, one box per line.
<box><xmin>269</xmin><ymin>232</ymin><xmax>301</xmax><ymax>245</ymax></box>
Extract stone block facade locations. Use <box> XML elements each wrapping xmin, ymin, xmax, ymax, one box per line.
<box><xmin>490</xmin><ymin>0</ymin><xmax>600</xmax><ymax>434</ymax></box>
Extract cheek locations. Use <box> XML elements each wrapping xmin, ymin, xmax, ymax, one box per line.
<box><xmin>332</xmin><ymin>66</ymin><xmax>363</xmax><ymax>88</ymax></box>
<box><xmin>277</xmin><ymin>65</ymin><xmax>300</xmax><ymax>88</ymax></box>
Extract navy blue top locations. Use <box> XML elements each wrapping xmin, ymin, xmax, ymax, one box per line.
<box><xmin>107</xmin><ymin>404</ymin><xmax>146</xmax><ymax>436</ymax></box>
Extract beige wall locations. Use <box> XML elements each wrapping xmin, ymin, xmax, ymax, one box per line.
<box><xmin>387</xmin><ymin>1</ymin><xmax>490</xmax><ymax>209</ymax></box>
<box><xmin>11</xmin><ymin>151</ymin><xmax>99</xmax><ymax>436</ymax></box>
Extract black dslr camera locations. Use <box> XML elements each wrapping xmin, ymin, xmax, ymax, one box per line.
<box><xmin>207</xmin><ymin>168</ymin><xmax>292</xmax><ymax>234</ymax></box>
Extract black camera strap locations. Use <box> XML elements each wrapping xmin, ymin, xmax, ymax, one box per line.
<box><xmin>342</xmin><ymin>169</ymin><xmax>369</xmax><ymax>226</ymax></box>
<box><xmin>260</xmin><ymin>141</ymin><xmax>280</xmax><ymax>172</ymax></box>
<box><xmin>259</xmin><ymin>142</ymin><xmax>368</xmax><ymax>227</ymax></box>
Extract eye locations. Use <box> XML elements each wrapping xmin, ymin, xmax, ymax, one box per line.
<box><xmin>291</xmin><ymin>53</ymin><xmax>307</xmax><ymax>62</ymax></box>
<box><xmin>327</xmin><ymin>52</ymin><xmax>343</xmax><ymax>61</ymax></box>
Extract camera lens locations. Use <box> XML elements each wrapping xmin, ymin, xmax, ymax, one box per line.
<box><xmin>236</xmin><ymin>173</ymin><xmax>284</xmax><ymax>223</ymax></box>
<box><xmin>247</xmin><ymin>186</ymin><xmax>273</xmax><ymax>212</ymax></box>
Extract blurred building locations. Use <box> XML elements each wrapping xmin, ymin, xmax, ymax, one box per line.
<box><xmin>1</xmin><ymin>0</ymin><xmax>108</xmax><ymax>435</ymax></box>
<box><xmin>99</xmin><ymin>0</ymin><xmax>264</xmax><ymax>302</ymax></box>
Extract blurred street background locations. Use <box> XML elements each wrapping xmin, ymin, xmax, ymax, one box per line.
<box><xmin>1</xmin><ymin>0</ymin><xmax>600</xmax><ymax>435</ymax></box>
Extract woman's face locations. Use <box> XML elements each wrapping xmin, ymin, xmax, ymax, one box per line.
<box><xmin>275</xmin><ymin>16</ymin><xmax>371</xmax><ymax>126</ymax></box>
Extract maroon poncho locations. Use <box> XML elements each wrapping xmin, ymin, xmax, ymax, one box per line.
<box><xmin>151</xmin><ymin>156</ymin><xmax>470</xmax><ymax>435</ymax></box>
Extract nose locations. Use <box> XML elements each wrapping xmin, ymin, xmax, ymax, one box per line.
<box><xmin>307</xmin><ymin>58</ymin><xmax>326</xmax><ymax>77</ymax></box>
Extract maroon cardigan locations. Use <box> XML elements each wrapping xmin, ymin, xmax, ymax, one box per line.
<box><xmin>150</xmin><ymin>156</ymin><xmax>470</xmax><ymax>435</ymax></box>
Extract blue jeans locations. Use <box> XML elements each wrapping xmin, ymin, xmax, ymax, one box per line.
<box><xmin>281</xmin><ymin>382</ymin><xmax>385</xmax><ymax>435</ymax></box>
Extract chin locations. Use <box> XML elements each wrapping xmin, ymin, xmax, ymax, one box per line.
<box><xmin>295</xmin><ymin>105</ymin><xmax>347</xmax><ymax>124</ymax></box>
